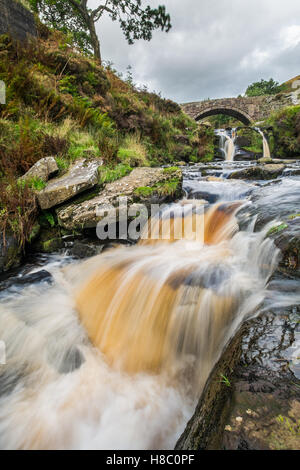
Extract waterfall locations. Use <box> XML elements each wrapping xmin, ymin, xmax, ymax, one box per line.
<box><xmin>255</xmin><ymin>127</ymin><xmax>271</xmax><ymax>159</ymax></box>
<box><xmin>0</xmin><ymin>173</ymin><xmax>298</xmax><ymax>449</ymax></box>
<box><xmin>216</xmin><ymin>129</ymin><xmax>236</xmax><ymax>161</ymax></box>
<box><xmin>77</xmin><ymin>201</ymin><xmax>246</xmax><ymax>379</ymax></box>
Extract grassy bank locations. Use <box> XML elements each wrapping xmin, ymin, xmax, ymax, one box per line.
<box><xmin>0</xmin><ymin>25</ymin><xmax>214</xmax><ymax>256</ymax></box>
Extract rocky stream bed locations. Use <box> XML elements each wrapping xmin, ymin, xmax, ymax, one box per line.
<box><xmin>0</xmin><ymin>158</ymin><xmax>299</xmax><ymax>450</ymax></box>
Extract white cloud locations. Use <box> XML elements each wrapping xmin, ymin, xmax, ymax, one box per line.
<box><xmin>88</xmin><ymin>0</ymin><xmax>300</xmax><ymax>102</ymax></box>
<box><xmin>280</xmin><ymin>25</ymin><xmax>300</xmax><ymax>49</ymax></box>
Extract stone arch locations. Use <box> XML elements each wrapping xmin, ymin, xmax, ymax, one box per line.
<box><xmin>195</xmin><ymin>106</ymin><xmax>253</xmax><ymax>126</ymax></box>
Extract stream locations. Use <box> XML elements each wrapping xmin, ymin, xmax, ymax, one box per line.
<box><xmin>0</xmin><ymin>160</ymin><xmax>299</xmax><ymax>450</ymax></box>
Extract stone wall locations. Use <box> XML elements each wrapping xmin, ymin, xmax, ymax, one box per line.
<box><xmin>0</xmin><ymin>0</ymin><xmax>37</xmax><ymax>41</ymax></box>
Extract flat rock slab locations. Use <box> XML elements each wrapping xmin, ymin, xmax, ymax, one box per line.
<box><xmin>37</xmin><ymin>159</ymin><xmax>102</xmax><ymax>210</ymax></box>
<box><xmin>21</xmin><ymin>157</ymin><xmax>58</xmax><ymax>183</ymax></box>
<box><xmin>229</xmin><ymin>164</ymin><xmax>285</xmax><ymax>180</ymax></box>
<box><xmin>57</xmin><ymin>167</ymin><xmax>182</xmax><ymax>230</ymax></box>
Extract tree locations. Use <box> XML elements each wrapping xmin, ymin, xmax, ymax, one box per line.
<box><xmin>245</xmin><ymin>78</ymin><xmax>283</xmax><ymax>97</ymax></box>
<box><xmin>29</xmin><ymin>0</ymin><xmax>171</xmax><ymax>64</ymax></box>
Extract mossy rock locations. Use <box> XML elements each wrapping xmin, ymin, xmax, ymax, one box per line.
<box><xmin>31</xmin><ymin>227</ymin><xmax>64</xmax><ymax>253</ymax></box>
<box><xmin>41</xmin><ymin>238</ymin><xmax>64</xmax><ymax>253</ymax></box>
<box><xmin>0</xmin><ymin>234</ymin><xmax>22</xmax><ymax>273</ymax></box>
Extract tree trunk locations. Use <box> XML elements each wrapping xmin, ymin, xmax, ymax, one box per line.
<box><xmin>88</xmin><ymin>17</ymin><xmax>102</xmax><ymax>64</ymax></box>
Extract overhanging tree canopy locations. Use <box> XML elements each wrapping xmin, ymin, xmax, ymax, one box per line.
<box><xmin>29</xmin><ymin>0</ymin><xmax>172</xmax><ymax>63</ymax></box>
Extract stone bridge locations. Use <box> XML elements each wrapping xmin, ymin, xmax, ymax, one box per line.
<box><xmin>181</xmin><ymin>93</ymin><xmax>294</xmax><ymax>125</ymax></box>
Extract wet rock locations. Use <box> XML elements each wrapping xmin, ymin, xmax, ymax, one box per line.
<box><xmin>0</xmin><ymin>234</ymin><xmax>22</xmax><ymax>273</ymax></box>
<box><xmin>69</xmin><ymin>240</ymin><xmax>103</xmax><ymax>259</ymax></box>
<box><xmin>176</xmin><ymin>308</ymin><xmax>300</xmax><ymax>450</ymax></box>
<box><xmin>270</xmin><ymin>217</ymin><xmax>300</xmax><ymax>276</ymax></box>
<box><xmin>190</xmin><ymin>191</ymin><xmax>219</xmax><ymax>203</ymax></box>
<box><xmin>57</xmin><ymin>167</ymin><xmax>182</xmax><ymax>231</ymax></box>
<box><xmin>30</xmin><ymin>225</ymin><xmax>64</xmax><ymax>254</ymax></box>
<box><xmin>37</xmin><ymin>158</ymin><xmax>102</xmax><ymax>210</ymax></box>
<box><xmin>234</xmin><ymin>152</ymin><xmax>258</xmax><ymax>162</ymax></box>
<box><xmin>229</xmin><ymin>164</ymin><xmax>285</xmax><ymax>180</ymax></box>
<box><xmin>175</xmin><ymin>330</ymin><xmax>244</xmax><ymax>450</ymax></box>
<box><xmin>235</xmin><ymin>136</ymin><xmax>251</xmax><ymax>147</ymax></box>
<box><xmin>20</xmin><ymin>157</ymin><xmax>58</xmax><ymax>183</ymax></box>
<box><xmin>58</xmin><ymin>347</ymin><xmax>85</xmax><ymax>374</ymax></box>
<box><xmin>222</xmin><ymin>312</ymin><xmax>300</xmax><ymax>450</ymax></box>
<box><xmin>283</xmin><ymin>167</ymin><xmax>300</xmax><ymax>176</ymax></box>
<box><xmin>0</xmin><ymin>270</ymin><xmax>53</xmax><ymax>292</ymax></box>
<box><xmin>42</xmin><ymin>238</ymin><xmax>64</xmax><ymax>253</ymax></box>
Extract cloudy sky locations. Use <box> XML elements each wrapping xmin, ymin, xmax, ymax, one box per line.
<box><xmin>90</xmin><ymin>0</ymin><xmax>300</xmax><ymax>103</ymax></box>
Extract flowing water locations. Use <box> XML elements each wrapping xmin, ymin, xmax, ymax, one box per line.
<box><xmin>0</xmin><ymin>162</ymin><xmax>299</xmax><ymax>450</ymax></box>
<box><xmin>216</xmin><ymin>129</ymin><xmax>236</xmax><ymax>161</ymax></box>
<box><xmin>255</xmin><ymin>128</ymin><xmax>271</xmax><ymax>159</ymax></box>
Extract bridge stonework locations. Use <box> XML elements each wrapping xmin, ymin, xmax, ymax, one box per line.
<box><xmin>181</xmin><ymin>93</ymin><xmax>294</xmax><ymax>125</ymax></box>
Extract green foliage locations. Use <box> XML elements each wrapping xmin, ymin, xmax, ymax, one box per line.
<box><xmin>29</xmin><ymin>0</ymin><xmax>92</xmax><ymax>54</ymax></box>
<box><xmin>238</xmin><ymin>128</ymin><xmax>263</xmax><ymax>154</ymax></box>
<box><xmin>245</xmin><ymin>78</ymin><xmax>284</xmax><ymax>97</ymax></box>
<box><xmin>134</xmin><ymin>186</ymin><xmax>154</xmax><ymax>198</ymax></box>
<box><xmin>204</xmin><ymin>114</ymin><xmax>240</xmax><ymax>128</ymax></box>
<box><xmin>117</xmin><ymin>134</ymin><xmax>148</xmax><ymax>167</ymax></box>
<box><xmin>29</xmin><ymin>0</ymin><xmax>171</xmax><ymax>60</ymax></box>
<box><xmin>163</xmin><ymin>166</ymin><xmax>180</xmax><ymax>173</ymax></box>
<box><xmin>0</xmin><ymin>179</ymin><xmax>38</xmax><ymax>249</ymax></box>
<box><xmin>55</xmin><ymin>156</ymin><xmax>69</xmax><ymax>172</ymax></box>
<box><xmin>98</xmin><ymin>163</ymin><xmax>132</xmax><ymax>184</ymax></box>
<box><xmin>28</xmin><ymin>177</ymin><xmax>47</xmax><ymax>191</ymax></box>
<box><xmin>134</xmin><ymin>178</ymin><xmax>180</xmax><ymax>199</ymax></box>
<box><xmin>267</xmin><ymin>223</ymin><xmax>288</xmax><ymax>237</ymax></box>
<box><xmin>98</xmin><ymin>131</ymin><xmax>120</xmax><ymax>166</ymax></box>
<box><xmin>39</xmin><ymin>211</ymin><xmax>56</xmax><ymax>228</ymax></box>
<box><xmin>195</xmin><ymin>126</ymin><xmax>215</xmax><ymax>162</ymax></box>
<box><xmin>265</xmin><ymin>105</ymin><xmax>300</xmax><ymax>158</ymax></box>
<box><xmin>220</xmin><ymin>374</ymin><xmax>231</xmax><ymax>387</ymax></box>
<box><xmin>59</xmin><ymin>75</ymin><xmax>79</xmax><ymax>96</ymax></box>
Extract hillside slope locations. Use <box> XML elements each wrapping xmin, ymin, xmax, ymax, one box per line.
<box><xmin>0</xmin><ymin>24</ymin><xmax>215</xmax><ymax>270</ymax></box>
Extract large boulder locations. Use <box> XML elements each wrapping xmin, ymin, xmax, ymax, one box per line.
<box><xmin>57</xmin><ymin>167</ymin><xmax>183</xmax><ymax>231</ymax></box>
<box><xmin>21</xmin><ymin>157</ymin><xmax>58</xmax><ymax>183</ymax></box>
<box><xmin>229</xmin><ymin>164</ymin><xmax>285</xmax><ymax>180</ymax></box>
<box><xmin>37</xmin><ymin>158</ymin><xmax>102</xmax><ymax>210</ymax></box>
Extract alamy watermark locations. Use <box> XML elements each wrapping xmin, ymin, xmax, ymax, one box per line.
<box><xmin>0</xmin><ymin>341</ymin><xmax>6</xmax><ymax>365</ymax></box>
<box><xmin>0</xmin><ymin>80</ymin><xmax>6</xmax><ymax>105</ymax></box>
<box><xmin>95</xmin><ymin>197</ymin><xmax>205</xmax><ymax>242</ymax></box>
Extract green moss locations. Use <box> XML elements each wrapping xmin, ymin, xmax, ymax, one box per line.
<box><xmin>267</xmin><ymin>223</ymin><xmax>288</xmax><ymax>237</ymax></box>
<box><xmin>134</xmin><ymin>186</ymin><xmax>154</xmax><ymax>198</ymax></box>
<box><xmin>42</xmin><ymin>238</ymin><xmax>64</xmax><ymax>253</ymax></box>
<box><xmin>134</xmin><ymin>178</ymin><xmax>181</xmax><ymax>200</ymax></box>
<box><xmin>98</xmin><ymin>163</ymin><xmax>132</xmax><ymax>184</ymax></box>
<box><xmin>28</xmin><ymin>222</ymin><xmax>41</xmax><ymax>243</ymax></box>
<box><xmin>288</xmin><ymin>213</ymin><xmax>300</xmax><ymax>220</ymax></box>
<box><xmin>55</xmin><ymin>157</ymin><xmax>69</xmax><ymax>173</ymax></box>
<box><xmin>4</xmin><ymin>244</ymin><xmax>21</xmax><ymax>271</ymax></box>
<box><xmin>28</xmin><ymin>177</ymin><xmax>47</xmax><ymax>191</ymax></box>
<box><xmin>163</xmin><ymin>166</ymin><xmax>180</xmax><ymax>173</ymax></box>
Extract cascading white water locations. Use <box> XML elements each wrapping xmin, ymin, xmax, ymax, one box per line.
<box><xmin>0</xmin><ymin>162</ymin><xmax>299</xmax><ymax>450</ymax></box>
<box><xmin>255</xmin><ymin>127</ymin><xmax>271</xmax><ymax>159</ymax></box>
<box><xmin>0</xmin><ymin>194</ymin><xmax>295</xmax><ymax>450</ymax></box>
<box><xmin>216</xmin><ymin>129</ymin><xmax>236</xmax><ymax>161</ymax></box>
